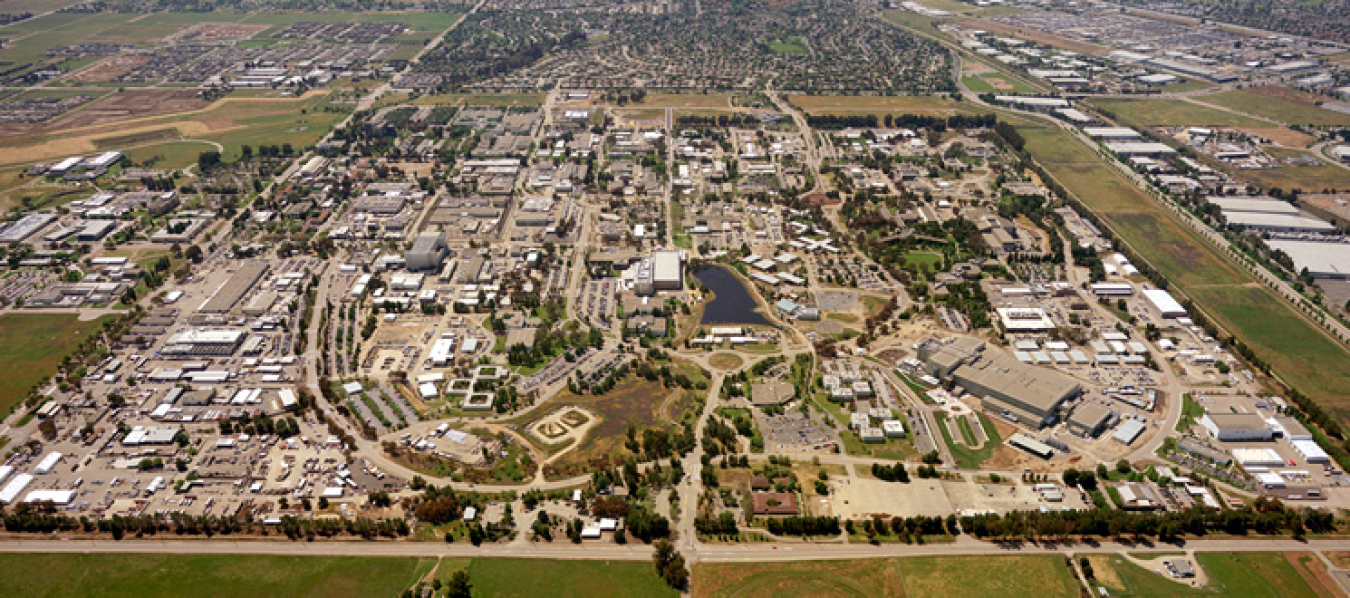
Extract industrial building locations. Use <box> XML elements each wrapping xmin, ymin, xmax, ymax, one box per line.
<box><xmin>161</xmin><ymin>329</ymin><xmax>248</xmax><ymax>357</ymax></box>
<box><xmin>918</xmin><ymin>337</ymin><xmax>1081</xmax><ymax>428</ymax></box>
<box><xmin>1222</xmin><ymin>211</ymin><xmax>1337</xmax><ymax>233</ymax></box>
<box><xmin>1140</xmin><ymin>288</ymin><xmax>1186</xmax><ymax>318</ymax></box>
<box><xmin>199</xmin><ymin>262</ymin><xmax>270</xmax><ymax>313</ymax></box>
<box><xmin>0</xmin><ymin>213</ymin><xmax>57</xmax><ymax>244</ymax></box>
<box><xmin>405</xmin><ymin>231</ymin><xmax>449</xmax><ymax>271</ymax></box>
<box><xmin>1266</xmin><ymin>240</ymin><xmax>1350</xmax><ymax>279</ymax></box>
<box><xmin>1066</xmin><ymin>402</ymin><xmax>1113</xmax><ymax>437</ymax></box>
<box><xmin>1201</xmin><ymin>413</ymin><xmax>1274</xmax><ymax>442</ymax></box>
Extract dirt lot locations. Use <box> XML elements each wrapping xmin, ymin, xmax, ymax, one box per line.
<box><xmin>0</xmin><ymin>89</ymin><xmax>208</xmax><ymax>137</ymax></box>
<box><xmin>59</xmin><ymin>89</ymin><xmax>209</xmax><ymax>129</ymax></box>
<box><xmin>1238</xmin><ymin>126</ymin><xmax>1314</xmax><ymax>147</ymax></box>
<box><xmin>70</xmin><ymin>55</ymin><xmax>151</xmax><ymax>84</ymax></box>
<box><xmin>825</xmin><ymin>476</ymin><xmax>953</xmax><ymax>519</ymax></box>
<box><xmin>165</xmin><ymin>22</ymin><xmax>270</xmax><ymax>42</ymax></box>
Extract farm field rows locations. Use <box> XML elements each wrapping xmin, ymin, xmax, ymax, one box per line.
<box><xmin>1019</xmin><ymin>123</ymin><xmax>1350</xmax><ymax>419</ymax></box>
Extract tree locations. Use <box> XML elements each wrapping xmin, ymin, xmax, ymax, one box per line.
<box><xmin>652</xmin><ymin>539</ymin><xmax>688</xmax><ymax>590</ymax></box>
<box><xmin>445</xmin><ymin>570</ymin><xmax>472</xmax><ymax>598</ymax></box>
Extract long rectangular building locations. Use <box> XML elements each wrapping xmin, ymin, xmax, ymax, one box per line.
<box><xmin>199</xmin><ymin>262</ymin><xmax>270</xmax><ymax>313</ymax></box>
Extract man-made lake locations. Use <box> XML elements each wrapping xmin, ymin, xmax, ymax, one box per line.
<box><xmin>694</xmin><ymin>266</ymin><xmax>774</xmax><ymax>327</ymax></box>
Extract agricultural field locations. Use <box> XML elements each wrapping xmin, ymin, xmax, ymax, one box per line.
<box><xmin>694</xmin><ymin>555</ymin><xmax>1078</xmax><ymax>597</ymax></box>
<box><xmin>1204</xmin><ymin>86</ymin><xmax>1350</xmax><ymax>127</ymax></box>
<box><xmin>1020</xmin><ymin>123</ymin><xmax>1350</xmax><ymax>421</ymax></box>
<box><xmin>0</xmin><ymin>553</ymin><xmax>433</xmax><ymax>597</ymax></box>
<box><xmin>0</xmin><ymin>313</ymin><xmax>114</xmax><ymax>415</ymax></box>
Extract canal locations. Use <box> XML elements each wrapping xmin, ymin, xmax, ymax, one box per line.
<box><xmin>693</xmin><ymin>266</ymin><xmax>774</xmax><ymax>327</ymax></box>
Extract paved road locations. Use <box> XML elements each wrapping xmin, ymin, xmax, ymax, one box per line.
<box><xmin>3</xmin><ymin>536</ymin><xmax>1350</xmax><ymax>564</ymax></box>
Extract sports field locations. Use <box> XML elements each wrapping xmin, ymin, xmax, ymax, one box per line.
<box><xmin>1020</xmin><ymin>123</ymin><xmax>1350</xmax><ymax>420</ymax></box>
<box><xmin>694</xmin><ymin>555</ymin><xmax>1078</xmax><ymax>597</ymax></box>
<box><xmin>0</xmin><ymin>313</ymin><xmax>114</xmax><ymax>415</ymax></box>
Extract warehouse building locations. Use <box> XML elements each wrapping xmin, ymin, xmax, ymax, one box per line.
<box><xmin>161</xmin><ymin>329</ymin><xmax>248</xmax><ymax>356</ymax></box>
<box><xmin>1141</xmin><ymin>288</ymin><xmax>1187</xmax><ymax>318</ymax></box>
<box><xmin>0</xmin><ymin>213</ymin><xmax>57</xmax><ymax>244</ymax></box>
<box><xmin>1266</xmin><ymin>240</ymin><xmax>1350</xmax><ymax>279</ymax></box>
<box><xmin>1222</xmin><ymin>211</ymin><xmax>1337</xmax><ymax>233</ymax></box>
<box><xmin>1201</xmin><ymin>413</ymin><xmax>1274</xmax><ymax>442</ymax></box>
<box><xmin>198</xmin><ymin>262</ymin><xmax>270</xmax><ymax>313</ymax></box>
<box><xmin>918</xmin><ymin>337</ymin><xmax>1081</xmax><ymax>428</ymax></box>
<box><xmin>1066</xmin><ymin>402</ymin><xmax>1113</xmax><ymax>438</ymax></box>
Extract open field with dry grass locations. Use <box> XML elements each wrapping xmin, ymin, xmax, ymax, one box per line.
<box><xmin>541</xmin><ymin>363</ymin><xmax>706</xmax><ymax>478</ymax></box>
<box><xmin>694</xmin><ymin>555</ymin><xmax>1078</xmax><ymax>597</ymax></box>
<box><xmin>0</xmin><ymin>91</ymin><xmax>343</xmax><ymax>165</ymax></box>
<box><xmin>1204</xmin><ymin>85</ymin><xmax>1350</xmax><ymax>127</ymax></box>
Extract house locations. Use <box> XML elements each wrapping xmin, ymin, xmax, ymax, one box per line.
<box><xmin>751</xmin><ymin>492</ymin><xmax>799</xmax><ymax>515</ymax></box>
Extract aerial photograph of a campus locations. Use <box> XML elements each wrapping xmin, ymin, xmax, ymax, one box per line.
<box><xmin>7</xmin><ymin>0</ymin><xmax>1350</xmax><ymax>595</ymax></box>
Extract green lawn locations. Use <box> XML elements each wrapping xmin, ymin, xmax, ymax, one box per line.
<box><xmin>0</xmin><ymin>554</ymin><xmax>433</xmax><ymax>597</ymax></box>
<box><xmin>469</xmin><ymin>558</ymin><xmax>675</xmax><ymax>597</ymax></box>
<box><xmin>934</xmin><ymin>411</ymin><xmax>1001</xmax><ymax>469</ymax></box>
<box><xmin>0</xmin><ymin>313</ymin><xmax>114</xmax><ymax>415</ymax></box>
<box><xmin>768</xmin><ymin>37</ymin><xmax>808</xmax><ymax>55</ymax></box>
<box><xmin>1176</xmin><ymin>393</ymin><xmax>1204</xmax><ymax>432</ymax></box>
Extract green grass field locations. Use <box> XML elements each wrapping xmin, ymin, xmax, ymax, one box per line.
<box><xmin>695</xmin><ymin>555</ymin><xmax>1077</xmax><ymax>597</ymax></box>
<box><xmin>768</xmin><ymin>37</ymin><xmax>808</xmax><ymax>55</ymax></box>
<box><xmin>1160</xmin><ymin>78</ymin><xmax>1214</xmax><ymax>93</ymax></box>
<box><xmin>1089</xmin><ymin>98</ymin><xmax>1269</xmax><ymax>128</ymax></box>
<box><xmin>1020</xmin><ymin>123</ymin><xmax>1350</xmax><ymax>421</ymax></box>
<box><xmin>469</xmin><ymin>558</ymin><xmax>676</xmax><ymax>597</ymax></box>
<box><xmin>0</xmin><ymin>554</ymin><xmax>675</xmax><ymax>597</ymax></box>
<box><xmin>1204</xmin><ymin>87</ymin><xmax>1350</xmax><ymax>127</ymax></box>
<box><xmin>0</xmin><ymin>313</ymin><xmax>113</xmax><ymax>415</ymax></box>
<box><xmin>0</xmin><ymin>554</ymin><xmax>433</xmax><ymax>597</ymax></box>
<box><xmin>1093</xmin><ymin>552</ymin><xmax>1322</xmax><ymax>596</ymax></box>
<box><xmin>1239</xmin><ymin>146</ymin><xmax>1350</xmax><ymax>192</ymax></box>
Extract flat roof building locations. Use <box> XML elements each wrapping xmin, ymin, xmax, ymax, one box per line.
<box><xmin>1201</xmin><ymin>413</ymin><xmax>1273</xmax><ymax>442</ymax></box>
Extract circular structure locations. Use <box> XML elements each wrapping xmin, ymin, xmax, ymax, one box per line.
<box><xmin>709</xmin><ymin>352</ymin><xmax>745</xmax><ymax>370</ymax></box>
